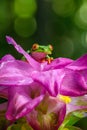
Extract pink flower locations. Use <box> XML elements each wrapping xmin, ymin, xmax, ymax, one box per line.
<box><xmin>0</xmin><ymin>36</ymin><xmax>87</xmax><ymax>130</ymax></box>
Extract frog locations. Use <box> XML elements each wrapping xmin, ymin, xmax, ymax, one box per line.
<box><xmin>22</xmin><ymin>43</ymin><xmax>53</xmax><ymax>64</ymax></box>
<box><xmin>30</xmin><ymin>43</ymin><xmax>53</xmax><ymax>63</ymax></box>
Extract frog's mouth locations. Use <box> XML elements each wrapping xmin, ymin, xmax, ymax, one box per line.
<box><xmin>31</xmin><ymin>52</ymin><xmax>48</xmax><ymax>61</ymax></box>
<box><xmin>34</xmin><ymin>50</ymin><xmax>52</xmax><ymax>55</ymax></box>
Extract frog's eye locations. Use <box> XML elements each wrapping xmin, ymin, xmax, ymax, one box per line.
<box><xmin>32</xmin><ymin>43</ymin><xmax>39</xmax><ymax>51</ymax></box>
<box><xmin>49</xmin><ymin>45</ymin><xmax>53</xmax><ymax>51</ymax></box>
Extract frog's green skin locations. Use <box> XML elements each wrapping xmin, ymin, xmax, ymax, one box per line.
<box><xmin>30</xmin><ymin>44</ymin><xmax>53</xmax><ymax>63</ymax></box>
<box><xmin>31</xmin><ymin>45</ymin><xmax>52</xmax><ymax>54</ymax></box>
<box><xmin>22</xmin><ymin>44</ymin><xmax>53</xmax><ymax>63</ymax></box>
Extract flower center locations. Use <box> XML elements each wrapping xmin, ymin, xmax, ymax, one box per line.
<box><xmin>59</xmin><ymin>95</ymin><xmax>71</xmax><ymax>104</ymax></box>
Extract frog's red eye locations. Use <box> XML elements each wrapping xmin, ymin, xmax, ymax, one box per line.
<box><xmin>32</xmin><ymin>43</ymin><xmax>39</xmax><ymax>51</ymax></box>
<box><xmin>49</xmin><ymin>44</ymin><xmax>53</xmax><ymax>51</ymax></box>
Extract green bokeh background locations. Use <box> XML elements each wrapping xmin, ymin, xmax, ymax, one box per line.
<box><xmin>0</xmin><ymin>0</ymin><xmax>87</xmax><ymax>129</ymax></box>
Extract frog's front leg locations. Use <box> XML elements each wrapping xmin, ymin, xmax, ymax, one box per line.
<box><xmin>45</xmin><ymin>55</ymin><xmax>53</xmax><ymax>64</ymax></box>
<box><xmin>40</xmin><ymin>55</ymin><xmax>53</xmax><ymax>63</ymax></box>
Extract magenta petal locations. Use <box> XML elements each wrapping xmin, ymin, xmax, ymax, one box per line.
<box><xmin>32</xmin><ymin>69</ymin><xmax>64</xmax><ymax>96</ymax></box>
<box><xmin>67</xmin><ymin>54</ymin><xmax>87</xmax><ymax>70</ymax></box>
<box><xmin>6</xmin><ymin>36</ymin><xmax>41</xmax><ymax>70</ymax></box>
<box><xmin>6</xmin><ymin>82</ymin><xmax>45</xmax><ymax>120</ymax></box>
<box><xmin>32</xmin><ymin>67</ymin><xmax>87</xmax><ymax>97</ymax></box>
<box><xmin>0</xmin><ymin>55</ymin><xmax>16</xmax><ymax>98</ymax></box>
<box><xmin>44</xmin><ymin>57</ymin><xmax>73</xmax><ymax>70</ymax></box>
<box><xmin>60</xmin><ymin>69</ymin><xmax>87</xmax><ymax>96</ymax></box>
<box><xmin>0</xmin><ymin>86</ymin><xmax>8</xmax><ymax>99</ymax></box>
<box><xmin>0</xmin><ymin>54</ymin><xmax>15</xmax><ymax>62</ymax></box>
<box><xmin>79</xmin><ymin>69</ymin><xmax>87</xmax><ymax>83</ymax></box>
<box><xmin>0</xmin><ymin>56</ymin><xmax>35</xmax><ymax>86</ymax></box>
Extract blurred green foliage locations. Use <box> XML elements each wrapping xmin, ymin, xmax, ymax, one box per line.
<box><xmin>0</xmin><ymin>0</ymin><xmax>87</xmax><ymax>129</ymax></box>
<box><xmin>0</xmin><ymin>0</ymin><xmax>87</xmax><ymax>60</ymax></box>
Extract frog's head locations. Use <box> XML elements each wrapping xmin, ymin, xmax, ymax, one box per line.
<box><xmin>31</xmin><ymin>43</ymin><xmax>53</xmax><ymax>55</ymax></box>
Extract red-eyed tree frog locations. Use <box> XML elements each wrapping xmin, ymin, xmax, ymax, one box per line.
<box><xmin>22</xmin><ymin>43</ymin><xmax>53</xmax><ymax>63</ymax></box>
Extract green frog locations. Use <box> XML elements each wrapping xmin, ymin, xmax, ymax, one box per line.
<box><xmin>22</xmin><ymin>43</ymin><xmax>53</xmax><ymax>63</ymax></box>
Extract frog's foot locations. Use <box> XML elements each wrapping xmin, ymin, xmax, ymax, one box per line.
<box><xmin>46</xmin><ymin>57</ymin><xmax>53</xmax><ymax>64</ymax></box>
<box><xmin>41</xmin><ymin>57</ymin><xmax>53</xmax><ymax>63</ymax></box>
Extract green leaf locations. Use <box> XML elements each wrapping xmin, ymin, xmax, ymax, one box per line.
<box><xmin>65</xmin><ymin>126</ymin><xmax>82</xmax><ymax>130</ymax></box>
<box><xmin>58</xmin><ymin>112</ymin><xmax>83</xmax><ymax>130</ymax></box>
